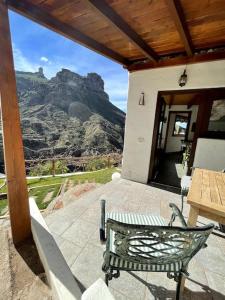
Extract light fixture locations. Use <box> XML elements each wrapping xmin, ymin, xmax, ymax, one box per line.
<box><xmin>178</xmin><ymin>69</ymin><xmax>187</xmax><ymax>87</ymax></box>
<box><xmin>139</xmin><ymin>92</ymin><xmax>145</xmax><ymax>105</ymax></box>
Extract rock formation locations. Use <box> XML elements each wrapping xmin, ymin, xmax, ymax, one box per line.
<box><xmin>0</xmin><ymin>68</ymin><xmax>125</xmax><ymax>163</ymax></box>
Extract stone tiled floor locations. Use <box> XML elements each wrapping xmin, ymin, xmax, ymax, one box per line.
<box><xmin>45</xmin><ymin>179</ymin><xmax>225</xmax><ymax>300</ymax></box>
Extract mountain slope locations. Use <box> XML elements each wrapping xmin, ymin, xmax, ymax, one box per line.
<box><xmin>7</xmin><ymin>68</ymin><xmax>125</xmax><ymax>159</ymax></box>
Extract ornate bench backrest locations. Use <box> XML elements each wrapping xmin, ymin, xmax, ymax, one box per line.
<box><xmin>106</xmin><ymin>219</ymin><xmax>213</xmax><ymax>267</ymax></box>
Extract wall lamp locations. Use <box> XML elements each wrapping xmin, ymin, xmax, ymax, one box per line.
<box><xmin>178</xmin><ymin>69</ymin><xmax>187</xmax><ymax>87</ymax></box>
<box><xmin>139</xmin><ymin>92</ymin><xmax>145</xmax><ymax>105</ymax></box>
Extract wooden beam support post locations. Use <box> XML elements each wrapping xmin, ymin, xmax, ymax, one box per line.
<box><xmin>86</xmin><ymin>0</ymin><xmax>158</xmax><ymax>61</ymax></box>
<box><xmin>166</xmin><ymin>0</ymin><xmax>194</xmax><ymax>56</ymax></box>
<box><xmin>8</xmin><ymin>0</ymin><xmax>130</xmax><ymax>66</ymax></box>
<box><xmin>0</xmin><ymin>0</ymin><xmax>31</xmax><ymax>244</ymax></box>
<box><xmin>128</xmin><ymin>50</ymin><xmax>225</xmax><ymax>72</ymax></box>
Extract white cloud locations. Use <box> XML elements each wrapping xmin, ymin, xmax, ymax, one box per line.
<box><xmin>40</xmin><ymin>56</ymin><xmax>49</xmax><ymax>62</ymax></box>
<box><xmin>12</xmin><ymin>44</ymin><xmax>38</xmax><ymax>72</ymax></box>
<box><xmin>11</xmin><ymin>45</ymin><xmax>76</xmax><ymax>78</ymax></box>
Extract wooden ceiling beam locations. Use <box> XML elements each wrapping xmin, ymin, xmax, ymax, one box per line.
<box><xmin>7</xmin><ymin>0</ymin><xmax>130</xmax><ymax>66</ymax></box>
<box><xmin>86</xmin><ymin>0</ymin><xmax>158</xmax><ymax>62</ymax></box>
<box><xmin>128</xmin><ymin>51</ymin><xmax>225</xmax><ymax>72</ymax></box>
<box><xmin>166</xmin><ymin>0</ymin><xmax>194</xmax><ymax>56</ymax></box>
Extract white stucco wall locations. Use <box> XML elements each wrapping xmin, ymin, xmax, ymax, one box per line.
<box><xmin>122</xmin><ymin>60</ymin><xmax>225</xmax><ymax>183</ymax></box>
<box><xmin>193</xmin><ymin>138</ymin><xmax>225</xmax><ymax>171</ymax></box>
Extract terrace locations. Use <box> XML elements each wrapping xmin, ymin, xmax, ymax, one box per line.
<box><xmin>45</xmin><ymin>178</ymin><xmax>225</xmax><ymax>299</ymax></box>
<box><xmin>1</xmin><ymin>0</ymin><xmax>225</xmax><ymax>299</ymax></box>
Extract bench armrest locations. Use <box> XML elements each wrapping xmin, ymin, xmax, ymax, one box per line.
<box><xmin>169</xmin><ymin>203</ymin><xmax>187</xmax><ymax>228</ymax></box>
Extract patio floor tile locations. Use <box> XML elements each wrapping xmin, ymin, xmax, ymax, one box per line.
<box><xmin>58</xmin><ymin>239</ymin><xmax>83</xmax><ymax>267</ymax></box>
<box><xmin>44</xmin><ymin>178</ymin><xmax>225</xmax><ymax>299</ymax></box>
<box><xmin>48</xmin><ymin>215</ymin><xmax>74</xmax><ymax>236</ymax></box>
<box><xmin>205</xmin><ymin>270</ymin><xmax>225</xmax><ymax>300</ymax></box>
<box><xmin>109</xmin><ymin>271</ymin><xmax>147</xmax><ymax>300</ymax></box>
<box><xmin>71</xmin><ymin>243</ymin><xmax>105</xmax><ymax>288</ymax></box>
<box><xmin>110</xmin><ymin>288</ymin><xmax>130</xmax><ymax>300</ymax></box>
<box><xmin>145</xmin><ymin>271</ymin><xmax>177</xmax><ymax>299</ymax></box>
<box><xmin>61</xmin><ymin>219</ymin><xmax>98</xmax><ymax>248</ymax></box>
<box><xmin>197</xmin><ymin>240</ymin><xmax>225</xmax><ymax>277</ymax></box>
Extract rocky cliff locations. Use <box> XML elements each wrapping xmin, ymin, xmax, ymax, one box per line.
<box><xmin>1</xmin><ymin>68</ymin><xmax>125</xmax><ymax>161</ymax></box>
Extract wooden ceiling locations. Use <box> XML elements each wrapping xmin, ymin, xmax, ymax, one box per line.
<box><xmin>162</xmin><ymin>88</ymin><xmax>225</xmax><ymax>106</ymax></box>
<box><xmin>163</xmin><ymin>93</ymin><xmax>201</xmax><ymax>106</ymax></box>
<box><xmin>8</xmin><ymin>0</ymin><xmax>225</xmax><ymax>71</ymax></box>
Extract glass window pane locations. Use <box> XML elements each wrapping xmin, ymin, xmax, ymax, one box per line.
<box><xmin>173</xmin><ymin>115</ymin><xmax>188</xmax><ymax>136</ymax></box>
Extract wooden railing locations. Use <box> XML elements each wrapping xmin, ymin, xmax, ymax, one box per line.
<box><xmin>25</xmin><ymin>152</ymin><xmax>122</xmax><ymax>175</ymax></box>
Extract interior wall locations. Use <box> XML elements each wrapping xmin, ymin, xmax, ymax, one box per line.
<box><xmin>122</xmin><ymin>60</ymin><xmax>225</xmax><ymax>183</ymax></box>
<box><xmin>161</xmin><ymin>105</ymin><xmax>198</xmax><ymax>153</ymax></box>
<box><xmin>166</xmin><ymin>112</ymin><xmax>188</xmax><ymax>153</ymax></box>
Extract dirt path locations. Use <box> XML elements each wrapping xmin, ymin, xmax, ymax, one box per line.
<box><xmin>0</xmin><ymin>227</ymin><xmax>52</xmax><ymax>300</ymax></box>
<box><xmin>43</xmin><ymin>191</ymin><xmax>54</xmax><ymax>203</ymax></box>
<box><xmin>0</xmin><ymin>229</ymin><xmax>12</xmax><ymax>299</ymax></box>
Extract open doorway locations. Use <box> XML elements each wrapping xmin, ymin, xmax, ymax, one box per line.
<box><xmin>149</xmin><ymin>88</ymin><xmax>225</xmax><ymax>189</ymax></box>
<box><xmin>157</xmin><ymin>110</ymin><xmax>192</xmax><ymax>187</ymax></box>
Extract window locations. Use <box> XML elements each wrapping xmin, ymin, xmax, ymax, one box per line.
<box><xmin>208</xmin><ymin>100</ymin><xmax>225</xmax><ymax>133</ymax></box>
<box><xmin>173</xmin><ymin>114</ymin><xmax>189</xmax><ymax>136</ymax></box>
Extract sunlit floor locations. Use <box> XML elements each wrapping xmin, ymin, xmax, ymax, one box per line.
<box><xmin>45</xmin><ymin>178</ymin><xmax>225</xmax><ymax>300</ymax></box>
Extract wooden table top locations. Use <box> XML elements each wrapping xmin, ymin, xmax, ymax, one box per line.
<box><xmin>187</xmin><ymin>168</ymin><xmax>225</xmax><ymax>218</ymax></box>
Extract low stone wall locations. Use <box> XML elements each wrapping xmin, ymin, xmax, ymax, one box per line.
<box><xmin>29</xmin><ymin>198</ymin><xmax>82</xmax><ymax>300</ymax></box>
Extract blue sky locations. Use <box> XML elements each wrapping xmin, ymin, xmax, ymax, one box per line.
<box><xmin>9</xmin><ymin>10</ymin><xmax>128</xmax><ymax>112</ymax></box>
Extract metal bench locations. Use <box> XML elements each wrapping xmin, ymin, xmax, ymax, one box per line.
<box><xmin>100</xmin><ymin>200</ymin><xmax>213</xmax><ymax>300</ymax></box>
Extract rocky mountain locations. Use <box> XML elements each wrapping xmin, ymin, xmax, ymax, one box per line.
<box><xmin>2</xmin><ymin>68</ymin><xmax>125</xmax><ymax>160</ymax></box>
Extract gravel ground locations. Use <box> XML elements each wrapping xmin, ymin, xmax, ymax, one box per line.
<box><xmin>0</xmin><ymin>227</ymin><xmax>52</xmax><ymax>300</ymax></box>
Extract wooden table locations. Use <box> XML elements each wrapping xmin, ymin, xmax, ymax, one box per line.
<box><xmin>181</xmin><ymin>168</ymin><xmax>225</xmax><ymax>292</ymax></box>
<box><xmin>187</xmin><ymin>168</ymin><xmax>225</xmax><ymax>227</ymax></box>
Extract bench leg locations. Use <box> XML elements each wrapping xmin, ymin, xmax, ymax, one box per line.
<box><xmin>100</xmin><ymin>228</ymin><xmax>106</xmax><ymax>242</ymax></box>
<box><xmin>181</xmin><ymin>194</ymin><xmax>184</xmax><ymax>213</ymax></box>
<box><xmin>104</xmin><ymin>269</ymin><xmax>120</xmax><ymax>286</ymax></box>
<box><xmin>105</xmin><ymin>273</ymin><xmax>109</xmax><ymax>286</ymax></box>
<box><xmin>176</xmin><ymin>273</ymin><xmax>183</xmax><ymax>300</ymax></box>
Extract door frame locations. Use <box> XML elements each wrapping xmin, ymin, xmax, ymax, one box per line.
<box><xmin>148</xmin><ymin>87</ymin><xmax>225</xmax><ymax>182</ymax></box>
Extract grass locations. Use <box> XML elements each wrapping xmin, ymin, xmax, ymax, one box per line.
<box><xmin>29</xmin><ymin>185</ymin><xmax>61</xmax><ymax>210</ymax></box>
<box><xmin>0</xmin><ymin>168</ymin><xmax>117</xmax><ymax>215</ymax></box>
<box><xmin>0</xmin><ymin>199</ymin><xmax>7</xmax><ymax>215</ymax></box>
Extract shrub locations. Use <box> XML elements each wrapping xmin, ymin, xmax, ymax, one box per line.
<box><xmin>86</xmin><ymin>158</ymin><xmax>108</xmax><ymax>171</ymax></box>
<box><xmin>29</xmin><ymin>160</ymin><xmax>69</xmax><ymax>176</ymax></box>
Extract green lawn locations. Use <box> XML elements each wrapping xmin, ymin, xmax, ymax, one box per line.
<box><xmin>0</xmin><ymin>199</ymin><xmax>7</xmax><ymax>215</ymax></box>
<box><xmin>29</xmin><ymin>185</ymin><xmax>61</xmax><ymax>210</ymax></box>
<box><xmin>0</xmin><ymin>168</ymin><xmax>117</xmax><ymax>215</ymax></box>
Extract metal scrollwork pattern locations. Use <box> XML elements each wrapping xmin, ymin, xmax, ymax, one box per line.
<box><xmin>106</xmin><ymin>219</ymin><xmax>213</xmax><ymax>268</ymax></box>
